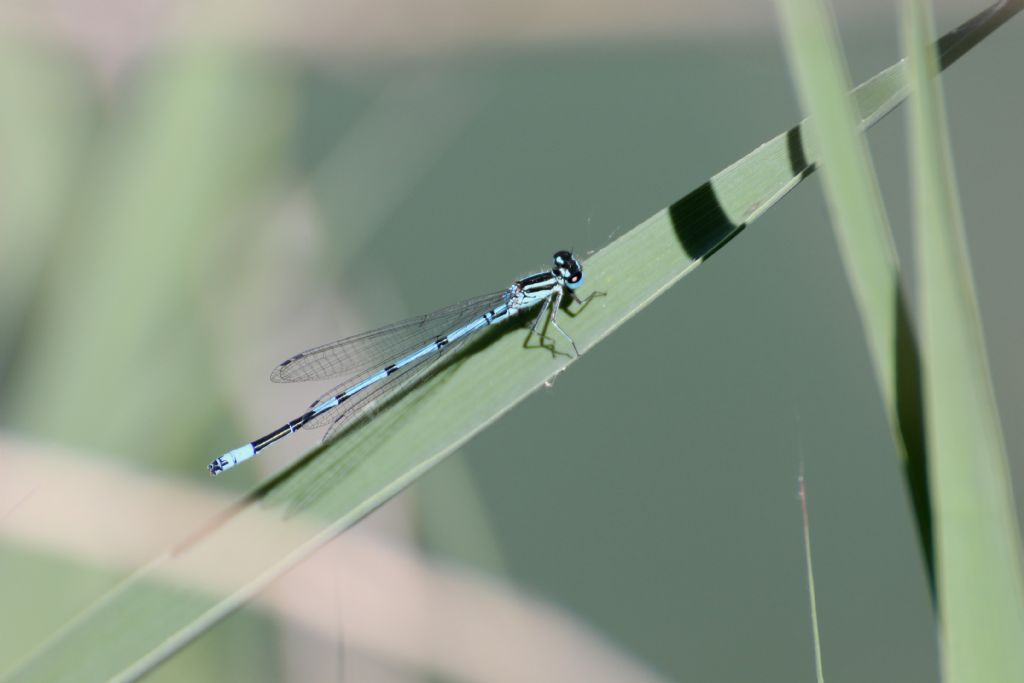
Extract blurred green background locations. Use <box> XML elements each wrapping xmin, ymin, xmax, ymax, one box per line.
<box><xmin>1</xmin><ymin>2</ymin><xmax>1022</xmax><ymax>681</ymax></box>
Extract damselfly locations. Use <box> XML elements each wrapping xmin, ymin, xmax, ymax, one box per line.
<box><xmin>208</xmin><ymin>250</ymin><xmax>597</xmax><ymax>475</ymax></box>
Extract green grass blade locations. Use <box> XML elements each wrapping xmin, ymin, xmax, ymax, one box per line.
<box><xmin>5</xmin><ymin>53</ymin><xmax>296</xmax><ymax>463</ymax></box>
<box><xmin>776</xmin><ymin>0</ymin><xmax>933</xmax><ymax>583</ymax></box>
<box><xmin>0</xmin><ymin>45</ymin><xmax>95</xmax><ymax>372</ymax></box>
<box><xmin>904</xmin><ymin>2</ymin><xmax>1024</xmax><ymax>680</ymax></box>
<box><xmin>775</xmin><ymin>0</ymin><xmax>901</xmax><ymax>435</ymax></box>
<box><xmin>776</xmin><ymin>0</ymin><xmax>1024</xmax><ymax>593</ymax></box>
<box><xmin>799</xmin><ymin>473</ymin><xmax>826</xmax><ymax>683</ymax></box>
<box><xmin>5</xmin><ymin>5</ymin><xmax>1020</xmax><ymax>680</ymax></box>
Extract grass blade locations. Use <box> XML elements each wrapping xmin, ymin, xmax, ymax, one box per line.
<box><xmin>776</xmin><ymin>0</ymin><xmax>933</xmax><ymax>584</ymax></box>
<box><xmin>798</xmin><ymin>473</ymin><xmax>825</xmax><ymax>683</ymax></box>
<box><xmin>904</xmin><ymin>2</ymin><xmax>1024</xmax><ymax>680</ymax></box>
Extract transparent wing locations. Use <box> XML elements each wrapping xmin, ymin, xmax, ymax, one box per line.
<box><xmin>305</xmin><ymin>321</ymin><xmax>480</xmax><ymax>437</ymax></box>
<box><xmin>271</xmin><ymin>290</ymin><xmax>508</xmax><ymax>384</ymax></box>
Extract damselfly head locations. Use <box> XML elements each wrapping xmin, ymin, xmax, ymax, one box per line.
<box><xmin>553</xmin><ymin>250</ymin><xmax>584</xmax><ymax>289</ymax></box>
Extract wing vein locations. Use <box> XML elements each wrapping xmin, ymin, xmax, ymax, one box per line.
<box><xmin>270</xmin><ymin>290</ymin><xmax>508</xmax><ymax>384</ymax></box>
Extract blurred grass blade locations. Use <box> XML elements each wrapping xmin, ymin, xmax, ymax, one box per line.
<box><xmin>0</xmin><ymin>438</ymin><xmax>672</xmax><ymax>683</ymax></box>
<box><xmin>6</xmin><ymin>4</ymin><xmax>1021</xmax><ymax>681</ymax></box>
<box><xmin>5</xmin><ymin>53</ymin><xmax>296</xmax><ymax>463</ymax></box>
<box><xmin>776</xmin><ymin>0</ymin><xmax>932</xmax><ymax>583</ymax></box>
<box><xmin>0</xmin><ymin>45</ymin><xmax>96</xmax><ymax>384</ymax></box>
<box><xmin>904</xmin><ymin>2</ymin><xmax>1024</xmax><ymax>680</ymax></box>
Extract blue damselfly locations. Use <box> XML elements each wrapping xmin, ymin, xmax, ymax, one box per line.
<box><xmin>208</xmin><ymin>251</ymin><xmax>596</xmax><ymax>475</ymax></box>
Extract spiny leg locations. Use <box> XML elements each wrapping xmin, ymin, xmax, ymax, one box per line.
<box><xmin>546</xmin><ymin>288</ymin><xmax>582</xmax><ymax>357</ymax></box>
<box><xmin>530</xmin><ymin>295</ymin><xmax>551</xmax><ymax>337</ymax></box>
<box><xmin>525</xmin><ymin>296</ymin><xmax>559</xmax><ymax>354</ymax></box>
<box><xmin>564</xmin><ymin>289</ymin><xmax>606</xmax><ymax>316</ymax></box>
